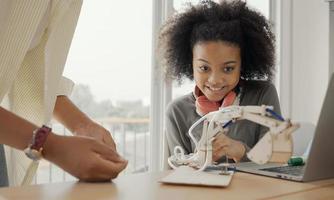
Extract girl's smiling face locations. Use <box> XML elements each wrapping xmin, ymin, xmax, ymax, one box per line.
<box><xmin>192</xmin><ymin>41</ymin><xmax>241</xmax><ymax>102</ymax></box>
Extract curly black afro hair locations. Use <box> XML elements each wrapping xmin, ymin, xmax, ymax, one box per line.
<box><xmin>158</xmin><ymin>0</ymin><xmax>276</xmax><ymax>83</ymax></box>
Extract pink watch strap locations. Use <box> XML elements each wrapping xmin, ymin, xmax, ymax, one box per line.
<box><xmin>30</xmin><ymin>125</ymin><xmax>52</xmax><ymax>152</ymax></box>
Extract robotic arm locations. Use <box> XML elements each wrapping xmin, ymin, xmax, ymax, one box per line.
<box><xmin>168</xmin><ymin>105</ymin><xmax>300</xmax><ymax>171</ymax></box>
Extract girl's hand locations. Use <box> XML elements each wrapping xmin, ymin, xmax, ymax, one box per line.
<box><xmin>212</xmin><ymin>133</ymin><xmax>246</xmax><ymax>162</ymax></box>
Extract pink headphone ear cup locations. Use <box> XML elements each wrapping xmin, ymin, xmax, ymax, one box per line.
<box><xmin>222</xmin><ymin>91</ymin><xmax>237</xmax><ymax>107</ymax></box>
<box><xmin>193</xmin><ymin>86</ymin><xmax>237</xmax><ymax>116</ymax></box>
<box><xmin>196</xmin><ymin>96</ymin><xmax>220</xmax><ymax>113</ymax></box>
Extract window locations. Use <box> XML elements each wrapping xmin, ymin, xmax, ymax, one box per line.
<box><xmin>36</xmin><ymin>0</ymin><xmax>153</xmax><ymax>184</ymax></box>
<box><xmin>246</xmin><ymin>0</ymin><xmax>269</xmax><ymax>19</ymax></box>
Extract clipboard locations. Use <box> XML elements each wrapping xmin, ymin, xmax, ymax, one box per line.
<box><xmin>160</xmin><ymin>166</ymin><xmax>234</xmax><ymax>187</ymax></box>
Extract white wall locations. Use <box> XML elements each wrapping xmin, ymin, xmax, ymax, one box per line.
<box><xmin>330</xmin><ymin>1</ymin><xmax>334</xmax><ymax>77</ymax></box>
<box><xmin>280</xmin><ymin>0</ymin><xmax>329</xmax><ymax>125</ymax></box>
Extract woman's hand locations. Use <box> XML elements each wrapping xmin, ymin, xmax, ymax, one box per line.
<box><xmin>53</xmin><ymin>96</ymin><xmax>116</xmax><ymax>150</ymax></box>
<box><xmin>212</xmin><ymin>133</ymin><xmax>246</xmax><ymax>162</ymax></box>
<box><xmin>43</xmin><ymin>133</ymin><xmax>127</xmax><ymax>181</ymax></box>
<box><xmin>51</xmin><ymin>96</ymin><xmax>126</xmax><ymax>181</ymax></box>
<box><xmin>74</xmin><ymin>121</ymin><xmax>116</xmax><ymax>151</ymax></box>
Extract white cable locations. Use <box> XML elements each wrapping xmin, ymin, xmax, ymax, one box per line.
<box><xmin>167</xmin><ymin>157</ymin><xmax>178</xmax><ymax>169</ymax></box>
<box><xmin>187</xmin><ymin>112</ymin><xmax>215</xmax><ymax>148</ymax></box>
<box><xmin>173</xmin><ymin>146</ymin><xmax>185</xmax><ymax>159</ymax></box>
<box><xmin>172</xmin><ymin>107</ymin><xmax>233</xmax><ymax>170</ymax></box>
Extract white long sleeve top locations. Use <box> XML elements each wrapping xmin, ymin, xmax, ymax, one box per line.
<box><xmin>0</xmin><ymin>0</ymin><xmax>83</xmax><ymax>186</ymax></box>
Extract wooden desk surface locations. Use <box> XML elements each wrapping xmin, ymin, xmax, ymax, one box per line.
<box><xmin>0</xmin><ymin>171</ymin><xmax>334</xmax><ymax>200</ymax></box>
<box><xmin>267</xmin><ymin>184</ymin><xmax>334</xmax><ymax>200</ymax></box>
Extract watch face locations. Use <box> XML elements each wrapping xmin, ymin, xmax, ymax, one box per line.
<box><xmin>24</xmin><ymin>148</ymin><xmax>42</xmax><ymax>161</ymax></box>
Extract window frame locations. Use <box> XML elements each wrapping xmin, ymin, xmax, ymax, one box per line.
<box><xmin>150</xmin><ymin>0</ymin><xmax>174</xmax><ymax>171</ymax></box>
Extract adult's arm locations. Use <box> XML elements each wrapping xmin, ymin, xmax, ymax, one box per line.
<box><xmin>0</xmin><ymin>107</ymin><xmax>127</xmax><ymax>181</ymax></box>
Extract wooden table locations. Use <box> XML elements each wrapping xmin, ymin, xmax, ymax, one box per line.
<box><xmin>0</xmin><ymin>171</ymin><xmax>334</xmax><ymax>200</ymax></box>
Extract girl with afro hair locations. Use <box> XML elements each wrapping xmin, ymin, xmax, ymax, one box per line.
<box><xmin>159</xmin><ymin>0</ymin><xmax>281</xmax><ymax>164</ymax></box>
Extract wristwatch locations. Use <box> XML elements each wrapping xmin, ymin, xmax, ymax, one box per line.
<box><xmin>24</xmin><ymin>125</ymin><xmax>52</xmax><ymax>161</ymax></box>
